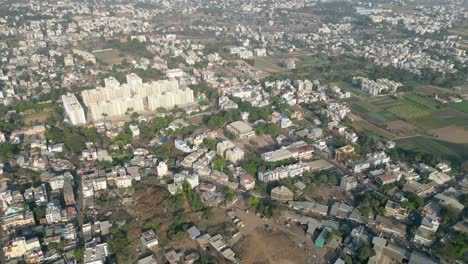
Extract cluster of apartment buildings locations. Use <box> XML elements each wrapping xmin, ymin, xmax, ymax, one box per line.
<box><xmin>62</xmin><ymin>74</ymin><xmax>195</xmax><ymax>124</ymax></box>
<box><xmin>352</xmin><ymin>77</ymin><xmax>403</xmax><ymax>96</ymax></box>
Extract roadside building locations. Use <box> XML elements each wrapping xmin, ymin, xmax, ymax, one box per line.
<box><xmin>340</xmin><ymin>175</ymin><xmax>358</xmax><ymax>191</ymax></box>
<box><xmin>271</xmin><ymin>186</ymin><xmax>294</xmax><ymax>202</ymax></box>
<box><xmin>239</xmin><ymin>174</ymin><xmax>256</xmax><ymax>191</ymax></box>
<box><xmin>384</xmin><ymin>201</ymin><xmax>409</xmax><ymax>221</ymax></box>
<box><xmin>335</xmin><ymin>145</ymin><xmax>355</xmax><ymax>162</ymax></box>
<box><xmin>226</xmin><ymin>121</ymin><xmax>255</xmax><ymax>139</ymax></box>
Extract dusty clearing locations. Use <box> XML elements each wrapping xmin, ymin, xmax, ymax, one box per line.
<box><xmin>235</xmin><ymin>229</ymin><xmax>308</xmax><ymax>264</ymax></box>
<box><xmin>304</xmin><ymin>185</ymin><xmax>345</xmax><ymax>205</ymax></box>
<box><xmin>24</xmin><ymin>111</ymin><xmax>51</xmax><ymax>125</ymax></box>
<box><xmin>93</xmin><ymin>49</ymin><xmax>124</xmax><ymax>65</ymax></box>
<box><xmin>429</xmin><ymin>126</ymin><xmax>468</xmax><ymax>144</ymax></box>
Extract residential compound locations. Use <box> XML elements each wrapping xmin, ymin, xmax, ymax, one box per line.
<box><xmin>80</xmin><ymin>74</ymin><xmax>194</xmax><ymax>121</ymax></box>
<box><xmin>352</xmin><ymin>77</ymin><xmax>403</xmax><ymax>96</ymax></box>
<box><xmin>261</xmin><ymin>141</ymin><xmax>313</xmax><ymax>162</ymax></box>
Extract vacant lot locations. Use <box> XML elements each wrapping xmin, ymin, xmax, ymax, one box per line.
<box><xmin>93</xmin><ymin>49</ymin><xmax>124</xmax><ymax>65</ymax></box>
<box><xmin>429</xmin><ymin>126</ymin><xmax>468</xmax><ymax>144</ymax></box>
<box><xmin>235</xmin><ymin>229</ymin><xmax>308</xmax><ymax>264</ymax></box>
<box><xmin>23</xmin><ymin>110</ymin><xmax>52</xmax><ymax>125</ymax></box>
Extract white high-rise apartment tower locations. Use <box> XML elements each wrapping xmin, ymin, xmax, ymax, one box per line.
<box><xmin>62</xmin><ymin>93</ymin><xmax>86</xmax><ymax>125</ymax></box>
<box><xmin>126</xmin><ymin>73</ymin><xmax>143</xmax><ymax>94</ymax></box>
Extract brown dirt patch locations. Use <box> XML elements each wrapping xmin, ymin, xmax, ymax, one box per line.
<box><xmin>430</xmin><ymin>126</ymin><xmax>468</xmax><ymax>144</ymax></box>
<box><xmin>235</xmin><ymin>229</ymin><xmax>307</xmax><ymax>264</ymax></box>
<box><xmin>23</xmin><ymin>111</ymin><xmax>51</xmax><ymax>125</ymax></box>
<box><xmin>385</xmin><ymin>120</ymin><xmax>422</xmax><ymax>137</ymax></box>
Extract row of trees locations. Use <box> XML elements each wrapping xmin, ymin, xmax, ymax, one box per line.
<box><xmin>247</xmin><ymin>196</ymin><xmax>275</xmax><ymax>218</ymax></box>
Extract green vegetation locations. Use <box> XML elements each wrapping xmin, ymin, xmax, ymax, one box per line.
<box><xmin>392</xmin><ymin>138</ymin><xmax>468</xmax><ymax>169</ymax></box>
<box><xmin>108</xmin><ymin>39</ymin><xmax>152</xmax><ymax>58</ymax></box>
<box><xmin>206</xmin><ymin>110</ymin><xmax>242</xmax><ymax>129</ymax></box>
<box><xmin>98</xmin><ymin>62</ymin><xmax>165</xmax><ymax>84</ymax></box>
<box><xmin>14</xmin><ymin>101</ymin><xmax>53</xmax><ymax>112</ymax></box>
<box><xmin>200</xmin><ymin>139</ymin><xmax>217</xmax><ymax>151</ymax></box>
<box><xmin>182</xmin><ymin>180</ymin><xmax>204</xmax><ymax>211</ymax></box>
<box><xmin>223</xmin><ymin>188</ymin><xmax>236</xmax><ymax>202</ymax></box>
<box><xmin>247</xmin><ymin>196</ymin><xmax>273</xmax><ymax>218</ymax></box>
<box><xmin>74</xmin><ymin>248</ymin><xmax>84</xmax><ymax>263</ymax></box>
<box><xmin>0</xmin><ymin>143</ymin><xmax>20</xmax><ymax>160</ymax></box>
<box><xmin>213</xmin><ymin>157</ymin><xmax>227</xmax><ymax>171</ymax></box>
<box><xmin>254</xmin><ymin>123</ymin><xmax>281</xmax><ymax>137</ymax></box>
<box><xmin>434</xmin><ymin>231</ymin><xmax>468</xmax><ymax>262</ymax></box>
<box><xmin>138</xmin><ymin>115</ymin><xmax>175</xmax><ymax>142</ymax></box>
<box><xmin>439</xmin><ymin>206</ymin><xmax>460</xmax><ymax>225</ymax></box>
<box><xmin>108</xmin><ymin>221</ymin><xmax>137</xmax><ymax>262</ymax></box>
<box><xmin>353</xmin><ymin>94</ymin><xmax>440</xmax><ymax>123</ymax></box>
<box><xmin>459</xmin><ymin>193</ymin><xmax>468</xmax><ymax>207</ymax></box>
<box><xmin>168</xmin><ymin>214</ymin><xmax>191</xmax><ymax>240</ymax></box>
<box><xmin>355</xmin><ymin>242</ymin><xmax>376</xmax><ymax>263</ymax></box>
<box><xmin>45</xmin><ymin>126</ymin><xmax>88</xmax><ymax>154</ymax></box>
<box><xmin>354</xmin><ymin>191</ymin><xmax>387</xmax><ymax>215</ymax></box>
<box><xmin>451</xmin><ymin>101</ymin><xmax>468</xmax><ymax>114</ymax></box>
<box><xmin>190</xmin><ymin>82</ymin><xmax>220</xmax><ymax>102</ymax></box>
<box><xmin>410</xmin><ymin>107</ymin><xmax>468</xmax><ymax>129</ymax></box>
<box><xmin>401</xmin><ymin>193</ymin><xmax>425</xmax><ymax>210</ymax></box>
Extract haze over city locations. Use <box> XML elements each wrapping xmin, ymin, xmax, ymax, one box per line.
<box><xmin>0</xmin><ymin>0</ymin><xmax>466</xmax><ymax>264</ymax></box>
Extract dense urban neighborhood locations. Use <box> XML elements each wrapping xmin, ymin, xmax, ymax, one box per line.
<box><xmin>0</xmin><ymin>0</ymin><xmax>467</xmax><ymax>264</ymax></box>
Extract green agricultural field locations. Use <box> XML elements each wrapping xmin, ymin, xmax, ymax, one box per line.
<box><xmin>353</xmin><ymin>94</ymin><xmax>447</xmax><ymax>124</ymax></box>
<box><xmin>451</xmin><ymin>101</ymin><xmax>468</xmax><ymax>114</ymax></box>
<box><xmin>296</xmin><ymin>56</ymin><xmax>328</xmax><ymax>68</ymax></box>
<box><xmin>254</xmin><ymin>57</ymin><xmax>283</xmax><ymax>73</ymax></box>
<box><xmin>388</xmin><ymin>103</ymin><xmax>430</xmax><ymax>119</ymax></box>
<box><xmin>355</xmin><ymin>96</ymin><xmax>398</xmax><ymax>112</ymax></box>
<box><xmin>403</xmin><ymin>93</ymin><xmax>439</xmax><ymax>110</ymax></box>
<box><xmin>396</xmin><ymin>136</ymin><xmax>468</xmax><ymax>163</ymax></box>
<box><xmin>409</xmin><ymin>107</ymin><xmax>468</xmax><ymax>129</ymax></box>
